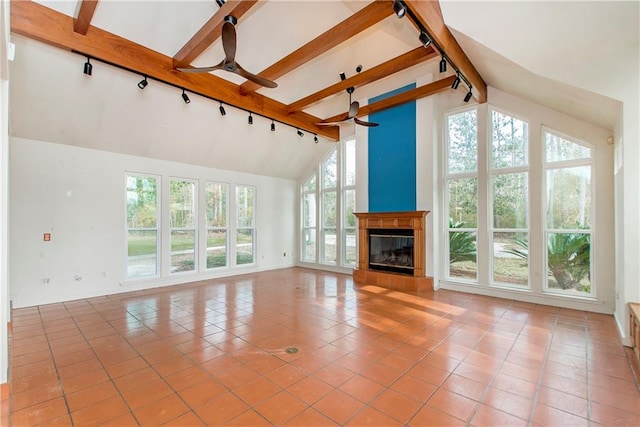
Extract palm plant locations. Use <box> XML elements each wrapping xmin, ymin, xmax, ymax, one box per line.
<box><xmin>503</xmin><ymin>233</ymin><xmax>590</xmax><ymax>291</ymax></box>
<box><xmin>449</xmin><ymin>218</ymin><xmax>477</xmax><ymax>264</ymax></box>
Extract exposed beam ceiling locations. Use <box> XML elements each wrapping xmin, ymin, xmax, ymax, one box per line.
<box><xmin>10</xmin><ymin>0</ymin><xmax>339</xmax><ymax>141</ymax></box>
<box><xmin>321</xmin><ymin>75</ymin><xmax>456</xmax><ymax>124</ymax></box>
<box><xmin>238</xmin><ymin>0</ymin><xmax>394</xmax><ymax>95</ymax></box>
<box><xmin>172</xmin><ymin>0</ymin><xmax>258</xmax><ymax>69</ymax></box>
<box><xmin>404</xmin><ymin>0</ymin><xmax>487</xmax><ymax>103</ymax></box>
<box><xmin>73</xmin><ymin>0</ymin><xmax>98</xmax><ymax>35</ymax></box>
<box><xmin>287</xmin><ymin>46</ymin><xmax>438</xmax><ymax>113</ymax></box>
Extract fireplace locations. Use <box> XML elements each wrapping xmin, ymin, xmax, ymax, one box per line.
<box><xmin>353</xmin><ymin>211</ymin><xmax>432</xmax><ymax>292</ymax></box>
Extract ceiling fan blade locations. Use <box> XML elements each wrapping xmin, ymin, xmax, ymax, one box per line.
<box><xmin>177</xmin><ymin>59</ymin><xmax>225</xmax><ymax>73</ymax></box>
<box><xmin>235</xmin><ymin>63</ymin><xmax>278</xmax><ymax>88</ymax></box>
<box><xmin>354</xmin><ymin>117</ymin><xmax>379</xmax><ymax>127</ymax></box>
<box><xmin>348</xmin><ymin>101</ymin><xmax>359</xmax><ymax>119</ymax></box>
<box><xmin>316</xmin><ymin>121</ymin><xmax>343</xmax><ymax>126</ymax></box>
<box><xmin>221</xmin><ymin>21</ymin><xmax>237</xmax><ymax>63</ymax></box>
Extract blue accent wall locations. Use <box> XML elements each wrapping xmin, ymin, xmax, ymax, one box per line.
<box><xmin>368</xmin><ymin>84</ymin><xmax>416</xmax><ymax>212</ymax></box>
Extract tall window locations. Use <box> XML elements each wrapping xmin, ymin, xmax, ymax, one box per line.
<box><xmin>170</xmin><ymin>179</ymin><xmax>197</xmax><ymax>273</ymax></box>
<box><xmin>445</xmin><ymin>109</ymin><xmax>478</xmax><ymax>281</ymax></box>
<box><xmin>321</xmin><ymin>150</ymin><xmax>338</xmax><ymax>265</ymax></box>
<box><xmin>205</xmin><ymin>182</ymin><xmax>228</xmax><ymax>269</ymax></box>
<box><xmin>343</xmin><ymin>139</ymin><xmax>356</xmax><ymax>266</ymax></box>
<box><xmin>490</xmin><ymin>110</ymin><xmax>529</xmax><ymax>287</ymax></box>
<box><xmin>236</xmin><ymin>185</ymin><xmax>255</xmax><ymax>265</ymax></box>
<box><xmin>302</xmin><ymin>174</ymin><xmax>317</xmax><ymax>262</ymax></box>
<box><xmin>544</xmin><ymin>129</ymin><xmax>593</xmax><ymax>295</ymax></box>
<box><xmin>126</xmin><ymin>174</ymin><xmax>159</xmax><ymax>279</ymax></box>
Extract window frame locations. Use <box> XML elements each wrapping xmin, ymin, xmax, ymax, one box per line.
<box><xmin>204</xmin><ymin>181</ymin><xmax>229</xmax><ymax>270</ymax></box>
<box><xmin>301</xmin><ymin>172</ymin><xmax>318</xmax><ymax>263</ymax></box>
<box><xmin>235</xmin><ymin>184</ymin><xmax>256</xmax><ymax>266</ymax></box>
<box><xmin>169</xmin><ymin>177</ymin><xmax>198</xmax><ymax>274</ymax></box>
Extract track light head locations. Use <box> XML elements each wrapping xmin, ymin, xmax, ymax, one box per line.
<box><xmin>215</xmin><ymin>0</ymin><xmax>225</xmax><ymax>7</ymax></box>
<box><xmin>297</xmin><ymin>129</ymin><xmax>304</xmax><ymax>137</ymax></box>
<box><xmin>339</xmin><ymin>72</ymin><xmax>346</xmax><ymax>81</ymax></box>
<box><xmin>419</xmin><ymin>31</ymin><xmax>431</xmax><ymax>48</ymax></box>
<box><xmin>464</xmin><ymin>89</ymin><xmax>473</xmax><ymax>103</ymax></box>
<box><xmin>451</xmin><ymin>75</ymin><xmax>461</xmax><ymax>90</ymax></box>
<box><xmin>181</xmin><ymin>89</ymin><xmax>190</xmax><ymax>104</ymax></box>
<box><xmin>219</xmin><ymin>102</ymin><xmax>226</xmax><ymax>116</ymax></box>
<box><xmin>356</xmin><ymin>65</ymin><xmax>363</xmax><ymax>73</ymax></box>
<box><xmin>83</xmin><ymin>57</ymin><xmax>92</xmax><ymax>76</ymax></box>
<box><xmin>271</xmin><ymin>120</ymin><xmax>275</xmax><ymax>132</ymax></box>
<box><xmin>439</xmin><ymin>57</ymin><xmax>447</xmax><ymax>73</ymax></box>
<box><xmin>248</xmin><ymin>112</ymin><xmax>253</xmax><ymax>125</ymax></box>
<box><xmin>393</xmin><ymin>0</ymin><xmax>407</xmax><ymax>18</ymax></box>
<box><xmin>314</xmin><ymin>135</ymin><xmax>319</xmax><ymax>144</ymax></box>
<box><xmin>137</xmin><ymin>76</ymin><xmax>148</xmax><ymax>90</ymax></box>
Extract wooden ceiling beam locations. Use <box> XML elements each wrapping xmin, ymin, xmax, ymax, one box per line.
<box><xmin>11</xmin><ymin>0</ymin><xmax>338</xmax><ymax>140</ymax></box>
<box><xmin>73</xmin><ymin>0</ymin><xmax>99</xmax><ymax>35</ymax></box>
<box><xmin>172</xmin><ymin>0</ymin><xmax>258</xmax><ymax>69</ymax></box>
<box><xmin>239</xmin><ymin>0</ymin><xmax>394</xmax><ymax>95</ymax></box>
<box><xmin>321</xmin><ymin>75</ymin><xmax>456</xmax><ymax>124</ymax></box>
<box><xmin>404</xmin><ymin>0</ymin><xmax>486</xmax><ymax>103</ymax></box>
<box><xmin>287</xmin><ymin>46</ymin><xmax>437</xmax><ymax>114</ymax></box>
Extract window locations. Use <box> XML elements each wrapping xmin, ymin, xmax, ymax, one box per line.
<box><xmin>490</xmin><ymin>110</ymin><xmax>529</xmax><ymax>287</ymax></box>
<box><xmin>205</xmin><ymin>182</ymin><xmax>228</xmax><ymax>269</ymax></box>
<box><xmin>170</xmin><ymin>179</ymin><xmax>197</xmax><ymax>273</ymax></box>
<box><xmin>302</xmin><ymin>174</ymin><xmax>317</xmax><ymax>262</ymax></box>
<box><xmin>544</xmin><ymin>130</ymin><xmax>593</xmax><ymax>295</ymax></box>
<box><xmin>126</xmin><ymin>174</ymin><xmax>159</xmax><ymax>279</ymax></box>
<box><xmin>343</xmin><ymin>139</ymin><xmax>356</xmax><ymax>266</ymax></box>
<box><xmin>321</xmin><ymin>150</ymin><xmax>338</xmax><ymax>265</ymax></box>
<box><xmin>236</xmin><ymin>185</ymin><xmax>255</xmax><ymax>265</ymax></box>
<box><xmin>445</xmin><ymin>109</ymin><xmax>478</xmax><ymax>281</ymax></box>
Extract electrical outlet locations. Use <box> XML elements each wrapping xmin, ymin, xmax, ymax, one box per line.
<box><xmin>41</xmin><ymin>278</ymin><xmax>50</xmax><ymax>284</ymax></box>
<box><xmin>283</xmin><ymin>252</ymin><xmax>286</xmax><ymax>257</ymax></box>
<box><xmin>74</xmin><ymin>275</ymin><xmax>82</xmax><ymax>281</ymax></box>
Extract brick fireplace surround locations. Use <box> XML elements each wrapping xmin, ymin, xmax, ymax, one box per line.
<box><xmin>353</xmin><ymin>211</ymin><xmax>433</xmax><ymax>293</ymax></box>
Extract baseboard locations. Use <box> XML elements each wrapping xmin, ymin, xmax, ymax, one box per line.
<box><xmin>614</xmin><ymin>310</ymin><xmax>632</xmax><ymax>347</ymax></box>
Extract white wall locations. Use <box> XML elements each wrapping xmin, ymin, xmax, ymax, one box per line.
<box><xmin>10</xmin><ymin>138</ymin><xmax>297</xmax><ymax>308</ymax></box>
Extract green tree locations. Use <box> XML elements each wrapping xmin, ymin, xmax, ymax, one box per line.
<box><xmin>449</xmin><ymin>218</ymin><xmax>477</xmax><ymax>264</ymax></box>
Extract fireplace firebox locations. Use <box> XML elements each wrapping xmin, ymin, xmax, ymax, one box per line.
<box><xmin>368</xmin><ymin>229</ymin><xmax>414</xmax><ymax>275</ymax></box>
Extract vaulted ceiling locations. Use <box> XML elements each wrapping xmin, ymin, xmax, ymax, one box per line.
<box><xmin>10</xmin><ymin>0</ymin><xmax>486</xmax><ymax>141</ymax></box>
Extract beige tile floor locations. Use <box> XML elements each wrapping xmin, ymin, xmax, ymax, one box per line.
<box><xmin>6</xmin><ymin>267</ymin><xmax>640</xmax><ymax>426</ymax></box>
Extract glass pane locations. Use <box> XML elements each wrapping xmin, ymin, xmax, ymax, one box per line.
<box><xmin>546</xmin><ymin>166</ymin><xmax>591</xmax><ymax>229</ymax></box>
<box><xmin>170</xmin><ymin>180</ymin><xmax>196</xmax><ymax>228</ymax></box>
<box><xmin>545</xmin><ymin>132</ymin><xmax>591</xmax><ymax>163</ymax></box>
<box><xmin>303</xmin><ymin>193</ymin><xmax>316</xmax><ymax>228</ymax></box>
<box><xmin>546</xmin><ymin>232</ymin><xmax>591</xmax><ymax>294</ymax></box>
<box><xmin>322</xmin><ymin>228</ymin><xmax>337</xmax><ymax>264</ymax></box>
<box><xmin>448</xmin><ymin>178</ymin><xmax>478</xmax><ymax>227</ymax></box>
<box><xmin>345</xmin><ymin>139</ymin><xmax>356</xmax><ymax>186</ymax></box>
<box><xmin>126</xmin><ymin>176</ymin><xmax>157</xmax><ymax>228</ymax></box>
<box><xmin>344</xmin><ymin>189</ymin><xmax>356</xmax><ymax>229</ymax></box>
<box><xmin>127</xmin><ymin>230</ymin><xmax>157</xmax><ymax>278</ymax></box>
<box><xmin>207</xmin><ymin>230</ymin><xmax>227</xmax><ymax>268</ymax></box>
<box><xmin>304</xmin><ymin>174</ymin><xmax>317</xmax><ymax>192</ymax></box>
<box><xmin>491</xmin><ymin>110</ymin><xmax>528</xmax><ymax>169</ymax></box>
<box><xmin>447</xmin><ymin>110</ymin><xmax>477</xmax><ymax>174</ymax></box>
<box><xmin>323</xmin><ymin>191</ymin><xmax>337</xmax><ymax>227</ymax></box>
<box><xmin>303</xmin><ymin>228</ymin><xmax>316</xmax><ymax>262</ymax></box>
<box><xmin>493</xmin><ymin>232</ymin><xmax>529</xmax><ymax>286</ymax></box>
<box><xmin>171</xmin><ymin>230</ymin><xmax>195</xmax><ymax>272</ymax></box>
<box><xmin>493</xmin><ymin>173</ymin><xmax>528</xmax><ymax>229</ymax></box>
<box><xmin>448</xmin><ymin>231</ymin><xmax>477</xmax><ymax>280</ymax></box>
<box><xmin>236</xmin><ymin>229</ymin><xmax>254</xmax><ymax>264</ymax></box>
<box><xmin>236</xmin><ymin>186</ymin><xmax>254</xmax><ymax>228</ymax></box>
<box><xmin>206</xmin><ymin>183</ymin><xmax>227</xmax><ymax>228</ymax></box>
<box><xmin>323</xmin><ymin>150</ymin><xmax>338</xmax><ymax>189</ymax></box>
<box><xmin>344</xmin><ymin>229</ymin><xmax>356</xmax><ymax>266</ymax></box>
